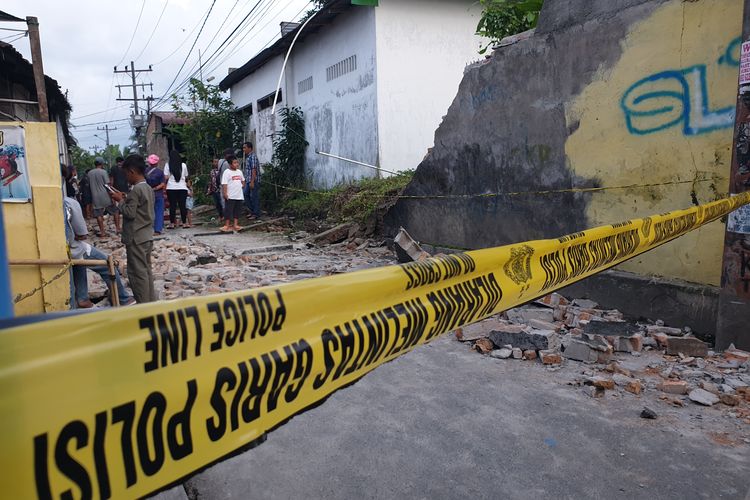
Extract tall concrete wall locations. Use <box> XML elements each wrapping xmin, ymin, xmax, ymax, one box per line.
<box><xmin>385</xmin><ymin>0</ymin><xmax>742</xmax><ymax>288</ymax></box>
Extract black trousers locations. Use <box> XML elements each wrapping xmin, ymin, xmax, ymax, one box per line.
<box><xmin>167</xmin><ymin>189</ymin><xmax>188</xmax><ymax>224</ymax></box>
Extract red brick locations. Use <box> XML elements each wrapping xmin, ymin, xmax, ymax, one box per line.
<box><xmin>540</xmin><ymin>350</ymin><xmax>561</xmax><ymax>365</ymax></box>
<box><xmin>523</xmin><ymin>350</ymin><xmax>537</xmax><ymax>360</ymax></box>
<box><xmin>724</xmin><ymin>349</ymin><xmax>750</xmax><ymax>364</ymax></box>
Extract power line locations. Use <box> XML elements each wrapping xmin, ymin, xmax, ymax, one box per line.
<box><xmin>71</xmin><ymin>118</ymin><xmax>130</xmax><ymax>128</ymax></box>
<box><xmin>156</xmin><ymin>0</ymin><xmax>218</xmax><ymax>106</ymax></box>
<box><xmin>152</xmin><ymin>0</ymin><xmax>271</xmax><ymax>108</ymax></box>
<box><xmin>133</xmin><ymin>0</ymin><xmax>170</xmax><ymax>63</ymax></box>
<box><xmin>73</xmin><ymin>103</ymin><xmax>131</xmax><ymax>120</ymax></box>
<box><xmin>155</xmin><ymin>0</ymin><xmax>287</xmax><ymax>109</ymax></box>
<box><xmin>115</xmin><ymin>0</ymin><xmax>147</xmax><ymax>67</ymax></box>
<box><xmin>154</xmin><ymin>3</ymin><xmax>214</xmax><ymax>65</ymax></box>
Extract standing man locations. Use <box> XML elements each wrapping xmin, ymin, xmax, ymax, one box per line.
<box><xmin>242</xmin><ymin>141</ymin><xmax>261</xmax><ymax>219</ymax></box>
<box><xmin>110</xmin><ymin>154</ymin><xmax>156</xmax><ymax>303</ymax></box>
<box><xmin>88</xmin><ymin>157</ymin><xmax>120</xmax><ymax>236</ymax></box>
<box><xmin>109</xmin><ymin>156</ymin><xmax>129</xmax><ymax>233</ymax></box>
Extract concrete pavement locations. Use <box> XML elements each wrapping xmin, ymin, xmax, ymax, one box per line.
<box><xmin>182</xmin><ymin>336</ymin><xmax>750</xmax><ymax>499</ymax></box>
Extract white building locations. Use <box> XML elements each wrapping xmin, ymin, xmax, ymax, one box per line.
<box><xmin>220</xmin><ymin>0</ymin><xmax>487</xmax><ymax>188</ymax></box>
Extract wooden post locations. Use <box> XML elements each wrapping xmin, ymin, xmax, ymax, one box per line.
<box><xmin>25</xmin><ymin>16</ymin><xmax>49</xmax><ymax>122</ymax></box>
<box><xmin>716</xmin><ymin>0</ymin><xmax>750</xmax><ymax>351</ymax></box>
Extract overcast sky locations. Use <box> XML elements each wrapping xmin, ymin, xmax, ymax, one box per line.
<box><xmin>3</xmin><ymin>0</ymin><xmax>312</xmax><ymax>152</ymax></box>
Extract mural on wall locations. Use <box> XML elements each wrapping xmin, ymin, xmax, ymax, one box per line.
<box><xmin>564</xmin><ymin>0</ymin><xmax>743</xmax><ymax>286</ymax></box>
<box><xmin>620</xmin><ymin>37</ymin><xmax>741</xmax><ymax>136</ymax></box>
<box><xmin>0</xmin><ymin>125</ymin><xmax>31</xmax><ymax>202</ymax></box>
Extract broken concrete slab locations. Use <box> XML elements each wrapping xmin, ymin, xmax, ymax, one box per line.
<box><xmin>583</xmin><ymin>321</ymin><xmax>641</xmax><ymax>337</ymax></box>
<box><xmin>609</xmin><ymin>333</ymin><xmax>643</xmax><ymax>353</ymax></box>
<box><xmin>527</xmin><ymin>318</ymin><xmax>563</xmax><ymax>332</ymax></box>
<box><xmin>506</xmin><ymin>306</ymin><xmax>555</xmax><ymax>324</ymax></box>
<box><xmin>393</xmin><ymin>227</ymin><xmax>430</xmax><ymax>263</ymax></box>
<box><xmin>665</xmin><ymin>337</ymin><xmax>708</xmax><ymax>357</ymax></box>
<box><xmin>488</xmin><ymin>328</ymin><xmax>560</xmax><ymax>352</ymax></box>
<box><xmin>512</xmin><ymin>348</ymin><xmax>523</xmax><ymax>359</ymax></box>
<box><xmin>241</xmin><ymin>244</ymin><xmax>295</xmax><ymax>255</ymax></box>
<box><xmin>646</xmin><ymin>325</ymin><xmax>684</xmax><ymax>336</ymax></box>
<box><xmin>311</xmin><ymin>222</ymin><xmax>360</xmax><ymax>246</ymax></box>
<box><xmin>563</xmin><ymin>338</ymin><xmax>611</xmax><ymax>364</ymax></box>
<box><xmin>688</xmin><ymin>388</ymin><xmax>719</xmax><ymax>407</ymax></box>
<box><xmin>572</xmin><ymin>298</ymin><xmax>599</xmax><ymax>309</ymax></box>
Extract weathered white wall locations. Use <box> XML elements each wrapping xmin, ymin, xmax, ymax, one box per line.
<box><xmin>375</xmin><ymin>0</ymin><xmax>487</xmax><ymax>174</ymax></box>
<box><xmin>229</xmin><ymin>56</ymin><xmax>285</xmax><ymax>164</ymax></box>
<box><xmin>286</xmin><ymin>7</ymin><xmax>378</xmax><ymax>188</ymax></box>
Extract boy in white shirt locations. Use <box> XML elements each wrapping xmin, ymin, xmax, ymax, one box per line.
<box><xmin>221</xmin><ymin>156</ymin><xmax>246</xmax><ymax>232</ymax></box>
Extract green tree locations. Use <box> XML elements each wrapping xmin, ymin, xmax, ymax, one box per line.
<box><xmin>476</xmin><ymin>0</ymin><xmax>543</xmax><ymax>53</ymax></box>
<box><xmin>69</xmin><ymin>146</ymin><xmax>95</xmax><ymax>171</ymax></box>
<box><xmin>167</xmin><ymin>78</ymin><xmax>247</xmax><ymax>198</ymax></box>
<box><xmin>270</xmin><ymin>106</ymin><xmax>308</xmax><ymax>189</ymax></box>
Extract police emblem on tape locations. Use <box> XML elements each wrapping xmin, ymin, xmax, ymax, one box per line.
<box><xmin>503</xmin><ymin>245</ymin><xmax>534</xmax><ymax>285</ymax></box>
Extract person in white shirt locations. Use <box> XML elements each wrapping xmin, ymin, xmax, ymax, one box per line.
<box><xmin>221</xmin><ymin>156</ymin><xmax>245</xmax><ymax>232</ymax></box>
<box><xmin>163</xmin><ymin>149</ymin><xmax>190</xmax><ymax>228</ymax></box>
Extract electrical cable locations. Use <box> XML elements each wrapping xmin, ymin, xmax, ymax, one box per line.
<box><xmin>156</xmin><ymin>0</ymin><xmax>218</xmax><ymax>107</ymax></box>
<box><xmin>154</xmin><ymin>0</ymin><xmax>304</xmax><ymax>110</ymax></box>
<box><xmin>115</xmin><ymin>0</ymin><xmax>147</xmax><ymax>67</ymax></box>
<box><xmin>151</xmin><ymin>0</ymin><xmax>272</xmax><ymax>108</ymax></box>
<box><xmin>154</xmin><ymin>3</ymin><xmax>213</xmax><ymax>66</ymax></box>
<box><xmin>133</xmin><ymin>0</ymin><xmax>170</xmax><ymax>63</ymax></box>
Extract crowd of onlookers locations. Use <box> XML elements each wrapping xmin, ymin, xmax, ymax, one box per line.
<box><xmin>61</xmin><ymin>142</ymin><xmax>261</xmax><ymax>308</ymax></box>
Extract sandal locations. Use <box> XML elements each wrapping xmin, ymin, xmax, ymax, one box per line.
<box><xmin>233</xmin><ymin>225</ymin><xmax>243</xmax><ymax>231</ymax></box>
<box><xmin>220</xmin><ymin>226</ymin><xmax>232</xmax><ymax>233</ymax></box>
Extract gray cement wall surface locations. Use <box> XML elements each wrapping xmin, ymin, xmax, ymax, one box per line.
<box><xmin>384</xmin><ymin>0</ymin><xmax>666</xmax><ymax>249</ymax></box>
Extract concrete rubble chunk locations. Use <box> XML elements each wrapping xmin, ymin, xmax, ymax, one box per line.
<box><xmin>488</xmin><ymin>328</ymin><xmax>560</xmax><ymax>352</ymax></box>
<box><xmin>313</xmin><ymin>222</ymin><xmax>359</xmax><ymax>246</ymax></box>
<box><xmin>699</xmin><ymin>381</ymin><xmax>721</xmax><ymax>395</ymax></box>
<box><xmin>640</xmin><ymin>407</ymin><xmax>657</xmax><ymax>419</ymax></box>
<box><xmin>646</xmin><ymin>325</ymin><xmax>684</xmax><ymax>336</ymax></box>
<box><xmin>534</xmin><ymin>292</ymin><xmax>569</xmax><ymax>308</ymax></box>
<box><xmin>613</xmin><ymin>373</ymin><xmax>642</xmax><ymax>394</ymax></box>
<box><xmin>585</xmin><ymin>376</ymin><xmax>615</xmax><ymax>390</ymax></box>
<box><xmin>583</xmin><ymin>321</ymin><xmax>640</xmax><ymax>337</ymax></box>
<box><xmin>688</xmin><ymin>388</ymin><xmax>719</xmax><ymax>406</ymax></box>
<box><xmin>562</xmin><ymin>337</ymin><xmax>612</xmax><ymax>363</ymax></box>
<box><xmin>527</xmin><ymin>318</ymin><xmax>564</xmax><ymax>332</ymax></box>
<box><xmin>489</xmin><ymin>348</ymin><xmax>513</xmax><ymax>359</ymax></box>
<box><xmin>572</xmin><ymin>298</ymin><xmax>598</xmax><ymax>309</ymax></box>
<box><xmin>474</xmin><ymin>338</ymin><xmax>494</xmax><ymax>354</ymax></box>
<box><xmin>658</xmin><ymin>380</ymin><xmax>688</xmax><ymax>395</ymax></box>
<box><xmin>583</xmin><ymin>385</ymin><xmax>605</xmax><ymax>398</ymax></box>
<box><xmin>665</xmin><ymin>337</ymin><xmax>708</xmax><ymax>357</ymax></box>
<box><xmin>539</xmin><ymin>350</ymin><xmax>562</xmax><ymax>365</ymax></box>
<box><xmin>724</xmin><ymin>348</ymin><xmax>750</xmax><ymax>364</ymax></box>
<box><xmin>723</xmin><ymin>377</ymin><xmax>749</xmax><ymax>390</ymax></box>
<box><xmin>720</xmin><ymin>394</ymin><xmax>741</xmax><ymax>406</ymax></box>
<box><xmin>506</xmin><ymin>306</ymin><xmax>555</xmax><ymax>324</ymax></box>
<box><xmin>523</xmin><ymin>350</ymin><xmax>537</xmax><ymax>360</ymax></box>
<box><xmin>512</xmin><ymin>348</ymin><xmax>523</xmax><ymax>359</ymax></box>
<box><xmin>392</xmin><ymin>227</ymin><xmax>430</xmax><ymax>262</ymax></box>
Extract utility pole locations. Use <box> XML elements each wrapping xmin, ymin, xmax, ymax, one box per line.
<box><xmin>96</xmin><ymin>125</ymin><xmax>117</xmax><ymax>168</ymax></box>
<box><xmin>25</xmin><ymin>17</ymin><xmax>49</xmax><ymax>122</ymax></box>
<box><xmin>716</xmin><ymin>0</ymin><xmax>750</xmax><ymax>351</ymax></box>
<box><xmin>114</xmin><ymin>61</ymin><xmax>153</xmax><ymax>154</ymax></box>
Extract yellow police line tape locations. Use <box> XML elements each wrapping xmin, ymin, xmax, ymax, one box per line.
<box><xmin>1</xmin><ymin>191</ymin><xmax>748</xmax><ymax>499</ymax></box>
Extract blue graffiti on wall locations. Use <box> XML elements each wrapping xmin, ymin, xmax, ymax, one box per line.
<box><xmin>620</xmin><ymin>37</ymin><xmax>741</xmax><ymax>136</ymax></box>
